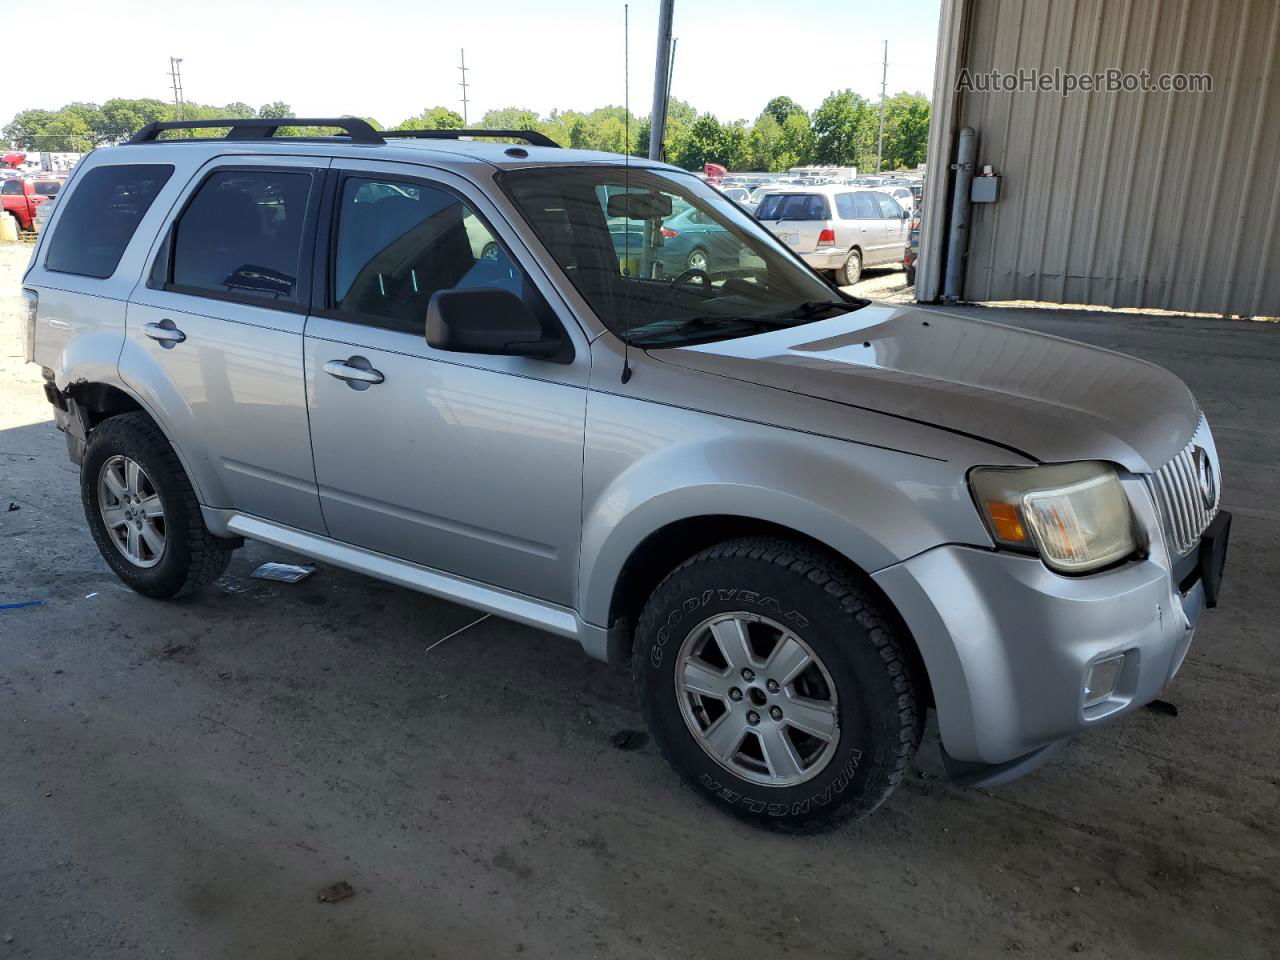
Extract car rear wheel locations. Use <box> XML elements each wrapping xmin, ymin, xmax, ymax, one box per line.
<box><xmin>836</xmin><ymin>248</ymin><xmax>862</xmax><ymax>286</ymax></box>
<box><xmin>687</xmin><ymin>248</ymin><xmax>709</xmax><ymax>272</ymax></box>
<box><xmin>633</xmin><ymin>537</ymin><xmax>923</xmax><ymax>831</ymax></box>
<box><xmin>82</xmin><ymin>413</ymin><xmax>236</xmax><ymax>598</ymax></box>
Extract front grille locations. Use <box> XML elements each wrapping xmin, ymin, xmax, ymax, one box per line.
<box><xmin>1144</xmin><ymin>414</ymin><xmax>1221</xmax><ymax>556</ymax></box>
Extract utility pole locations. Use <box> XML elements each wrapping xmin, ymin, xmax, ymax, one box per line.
<box><xmin>168</xmin><ymin>57</ymin><xmax>185</xmax><ymax>121</ymax></box>
<box><xmin>458</xmin><ymin>49</ymin><xmax>470</xmax><ymax>126</ymax></box>
<box><xmin>876</xmin><ymin>40</ymin><xmax>888</xmax><ymax>172</ymax></box>
<box><xmin>647</xmin><ymin>0</ymin><xmax>675</xmax><ymax>160</ymax></box>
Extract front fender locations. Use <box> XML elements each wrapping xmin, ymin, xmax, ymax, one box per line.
<box><xmin>578</xmin><ymin>391</ymin><xmax>991</xmax><ymax>628</ymax></box>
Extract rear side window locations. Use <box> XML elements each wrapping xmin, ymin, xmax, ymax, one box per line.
<box><xmin>755</xmin><ymin>193</ymin><xmax>830</xmax><ymax>221</ymax></box>
<box><xmin>171</xmin><ymin>170</ymin><xmax>313</xmax><ymax>303</ymax></box>
<box><xmin>34</xmin><ymin>181</ymin><xmax>60</xmax><ymax>196</ymax></box>
<box><xmin>45</xmin><ymin>164</ymin><xmax>173</xmax><ymax>278</ymax></box>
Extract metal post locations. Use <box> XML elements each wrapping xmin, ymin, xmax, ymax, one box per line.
<box><xmin>943</xmin><ymin>126</ymin><xmax>976</xmax><ymax>302</ymax></box>
<box><xmin>169</xmin><ymin>57</ymin><xmax>184</xmax><ymax>122</ymax></box>
<box><xmin>876</xmin><ymin>40</ymin><xmax>887</xmax><ymax>172</ymax></box>
<box><xmin>647</xmin><ymin>0</ymin><xmax>675</xmax><ymax>160</ymax></box>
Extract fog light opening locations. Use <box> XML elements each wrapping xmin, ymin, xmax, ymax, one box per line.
<box><xmin>1084</xmin><ymin>655</ymin><xmax>1126</xmax><ymax>708</ymax></box>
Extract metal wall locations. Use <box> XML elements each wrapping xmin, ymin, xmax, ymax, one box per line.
<box><xmin>933</xmin><ymin>0</ymin><xmax>1280</xmax><ymax>317</ymax></box>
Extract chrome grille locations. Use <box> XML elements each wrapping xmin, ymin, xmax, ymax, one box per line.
<box><xmin>1145</xmin><ymin>414</ymin><xmax>1221</xmax><ymax>556</ymax></box>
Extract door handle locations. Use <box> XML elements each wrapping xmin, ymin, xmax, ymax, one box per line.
<box><xmin>324</xmin><ymin>358</ymin><xmax>385</xmax><ymax>386</ymax></box>
<box><xmin>143</xmin><ymin>320</ymin><xmax>186</xmax><ymax>346</ymax></box>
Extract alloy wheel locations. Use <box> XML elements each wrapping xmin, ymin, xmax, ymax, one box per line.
<box><xmin>98</xmin><ymin>455</ymin><xmax>167</xmax><ymax>568</ymax></box>
<box><xmin>674</xmin><ymin>612</ymin><xmax>840</xmax><ymax>787</ymax></box>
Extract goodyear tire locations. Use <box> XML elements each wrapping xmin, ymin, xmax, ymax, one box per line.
<box><xmin>634</xmin><ymin>537</ymin><xmax>923</xmax><ymax>831</ymax></box>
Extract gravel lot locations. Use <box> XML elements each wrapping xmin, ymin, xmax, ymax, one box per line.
<box><xmin>1</xmin><ymin>240</ymin><xmax>1276</xmax><ymax>959</ymax></box>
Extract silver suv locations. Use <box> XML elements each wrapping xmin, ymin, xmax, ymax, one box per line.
<box><xmin>22</xmin><ymin>118</ymin><xmax>1230</xmax><ymax>831</ymax></box>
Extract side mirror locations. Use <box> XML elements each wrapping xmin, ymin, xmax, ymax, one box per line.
<box><xmin>426</xmin><ymin>288</ymin><xmax>561</xmax><ymax>359</ymax></box>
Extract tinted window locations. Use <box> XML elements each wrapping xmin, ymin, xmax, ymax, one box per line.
<box><xmin>754</xmin><ymin>193</ymin><xmax>830</xmax><ymax>221</ymax></box>
<box><xmin>45</xmin><ymin>164</ymin><xmax>173</xmax><ymax>278</ymax></box>
<box><xmin>172</xmin><ymin>170</ymin><xmax>312</xmax><ymax>303</ymax></box>
<box><xmin>1</xmin><ymin>180</ymin><xmax>22</xmax><ymax>195</ymax></box>
<box><xmin>877</xmin><ymin>194</ymin><xmax>903</xmax><ymax>218</ymax></box>
<box><xmin>852</xmin><ymin>192</ymin><xmax>879</xmax><ymax>219</ymax></box>
<box><xmin>835</xmin><ymin>193</ymin><xmax>856</xmax><ymax>219</ymax></box>
<box><xmin>34</xmin><ymin>181</ymin><xmax>61</xmax><ymax>196</ymax></box>
<box><xmin>332</xmin><ymin>177</ymin><xmax>528</xmax><ymax>332</ymax></box>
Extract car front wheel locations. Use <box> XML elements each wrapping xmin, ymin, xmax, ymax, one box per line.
<box><xmin>634</xmin><ymin>537</ymin><xmax>923</xmax><ymax>831</ymax></box>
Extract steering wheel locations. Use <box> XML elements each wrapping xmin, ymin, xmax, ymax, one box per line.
<box><xmin>667</xmin><ymin>267</ymin><xmax>712</xmax><ymax>290</ymax></box>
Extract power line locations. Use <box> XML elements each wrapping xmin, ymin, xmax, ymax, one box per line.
<box><xmin>458</xmin><ymin>49</ymin><xmax>470</xmax><ymax>125</ymax></box>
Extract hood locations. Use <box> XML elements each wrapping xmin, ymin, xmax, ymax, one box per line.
<box><xmin>649</xmin><ymin>304</ymin><xmax>1197</xmax><ymax>473</ymax></box>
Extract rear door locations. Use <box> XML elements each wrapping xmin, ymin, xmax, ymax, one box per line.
<box><xmin>852</xmin><ymin>191</ymin><xmax>889</xmax><ymax>263</ymax></box>
<box><xmin>121</xmin><ymin>155</ymin><xmax>329</xmax><ymax>533</ymax></box>
<box><xmin>756</xmin><ymin>192</ymin><xmax>830</xmax><ymax>254</ymax></box>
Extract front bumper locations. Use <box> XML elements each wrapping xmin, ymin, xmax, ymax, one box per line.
<box><xmin>873</xmin><ymin>522</ymin><xmax>1215</xmax><ymax>767</ymax></box>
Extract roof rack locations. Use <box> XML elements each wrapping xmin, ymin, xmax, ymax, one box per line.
<box><xmin>387</xmin><ymin>129</ymin><xmax>560</xmax><ymax>148</ymax></box>
<box><xmin>127</xmin><ymin>118</ymin><xmax>385</xmax><ymax>145</ymax></box>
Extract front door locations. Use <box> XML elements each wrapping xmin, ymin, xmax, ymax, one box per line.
<box><xmin>122</xmin><ymin>156</ymin><xmax>328</xmax><ymax>533</ymax></box>
<box><xmin>303</xmin><ymin>163</ymin><xmax>588</xmax><ymax>604</ymax></box>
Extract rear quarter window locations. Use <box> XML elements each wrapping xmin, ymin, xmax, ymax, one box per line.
<box><xmin>45</xmin><ymin>164</ymin><xmax>174</xmax><ymax>278</ymax></box>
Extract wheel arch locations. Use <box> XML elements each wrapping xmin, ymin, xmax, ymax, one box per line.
<box><xmin>598</xmin><ymin>512</ymin><xmax>934</xmax><ymax>709</ymax></box>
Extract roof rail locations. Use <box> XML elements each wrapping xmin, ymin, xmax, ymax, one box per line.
<box><xmin>387</xmin><ymin>129</ymin><xmax>560</xmax><ymax>148</ymax></box>
<box><xmin>127</xmin><ymin>118</ymin><xmax>385</xmax><ymax>145</ymax></box>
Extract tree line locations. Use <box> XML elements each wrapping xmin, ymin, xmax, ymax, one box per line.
<box><xmin>3</xmin><ymin>91</ymin><xmax>930</xmax><ymax>172</ymax></box>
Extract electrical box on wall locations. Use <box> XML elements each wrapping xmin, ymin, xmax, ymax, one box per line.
<box><xmin>971</xmin><ymin>175</ymin><xmax>1001</xmax><ymax>203</ymax></box>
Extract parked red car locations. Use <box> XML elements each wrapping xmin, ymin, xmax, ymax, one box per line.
<box><xmin>2</xmin><ymin>178</ymin><xmax>60</xmax><ymax>231</ymax></box>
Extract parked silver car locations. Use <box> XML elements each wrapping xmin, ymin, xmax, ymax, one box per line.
<box><xmin>22</xmin><ymin>118</ymin><xmax>1229</xmax><ymax>831</ymax></box>
<box><xmin>754</xmin><ymin>184</ymin><xmax>911</xmax><ymax>284</ymax></box>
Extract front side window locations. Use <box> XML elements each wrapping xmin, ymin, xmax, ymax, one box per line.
<box><xmin>171</xmin><ymin>170</ymin><xmax>313</xmax><ymax>303</ymax></box>
<box><xmin>877</xmin><ymin>194</ymin><xmax>903</xmax><ymax>219</ymax></box>
<box><xmin>503</xmin><ymin>166</ymin><xmax>863</xmax><ymax>348</ymax></box>
<box><xmin>45</xmin><ymin>163</ymin><xmax>173</xmax><ymax>278</ymax></box>
<box><xmin>852</xmin><ymin>192</ymin><xmax>879</xmax><ymax>219</ymax></box>
<box><xmin>331</xmin><ymin>177</ymin><xmax>527</xmax><ymax>332</ymax></box>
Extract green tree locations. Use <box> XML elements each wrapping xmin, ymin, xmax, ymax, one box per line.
<box><xmin>479</xmin><ymin>106</ymin><xmax>541</xmax><ymax>131</ymax></box>
<box><xmin>99</xmin><ymin>98</ymin><xmax>172</xmax><ymax>143</ymax></box>
<box><xmin>3</xmin><ymin>109</ymin><xmax>59</xmax><ymax>149</ymax></box>
<box><xmin>257</xmin><ymin>101</ymin><xmax>295</xmax><ymax>119</ymax></box>
<box><xmin>811</xmin><ymin>89</ymin><xmax>875</xmax><ymax>168</ymax></box>
<box><xmin>761</xmin><ymin>95</ymin><xmax>805</xmax><ymax>127</ymax></box>
<box><xmin>396</xmin><ymin>106</ymin><xmax>463</xmax><ymax>130</ymax></box>
<box><xmin>778</xmin><ymin>112</ymin><xmax>815</xmax><ymax>169</ymax></box>
<box><xmin>881</xmin><ymin>92</ymin><xmax>930</xmax><ymax>170</ymax></box>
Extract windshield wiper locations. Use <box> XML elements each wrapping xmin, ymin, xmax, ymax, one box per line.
<box><xmin>628</xmin><ymin>314</ymin><xmax>798</xmax><ymax>346</ymax></box>
<box><xmin>778</xmin><ymin>299</ymin><xmax>865</xmax><ymax>320</ymax></box>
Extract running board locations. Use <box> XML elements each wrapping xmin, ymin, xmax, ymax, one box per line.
<box><xmin>216</xmin><ymin>512</ymin><xmax>613</xmax><ymax>660</ymax></box>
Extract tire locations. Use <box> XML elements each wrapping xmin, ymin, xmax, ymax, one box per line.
<box><xmin>633</xmin><ymin>537</ymin><xmax>923</xmax><ymax>832</ymax></box>
<box><xmin>836</xmin><ymin>248</ymin><xmax>862</xmax><ymax>286</ymax></box>
<box><xmin>687</xmin><ymin>248</ymin><xmax>709</xmax><ymax>272</ymax></box>
<box><xmin>905</xmin><ymin>264</ymin><xmax>916</xmax><ymax>287</ymax></box>
<box><xmin>81</xmin><ymin>412</ymin><xmax>235</xmax><ymax>599</ymax></box>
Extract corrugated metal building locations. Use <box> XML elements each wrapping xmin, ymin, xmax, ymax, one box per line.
<box><xmin>918</xmin><ymin>0</ymin><xmax>1280</xmax><ymax>318</ymax></box>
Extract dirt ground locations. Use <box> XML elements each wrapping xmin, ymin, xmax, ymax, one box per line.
<box><xmin>1</xmin><ymin>239</ymin><xmax>1277</xmax><ymax>959</ymax></box>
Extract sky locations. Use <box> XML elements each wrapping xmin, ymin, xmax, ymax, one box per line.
<box><xmin>3</xmin><ymin>0</ymin><xmax>942</xmax><ymax>127</ymax></box>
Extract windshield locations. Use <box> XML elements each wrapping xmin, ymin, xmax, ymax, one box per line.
<box><xmin>502</xmin><ymin>166</ymin><xmax>860</xmax><ymax>347</ymax></box>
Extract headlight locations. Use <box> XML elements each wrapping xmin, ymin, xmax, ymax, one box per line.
<box><xmin>969</xmin><ymin>461</ymin><xmax>1137</xmax><ymax>573</ymax></box>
